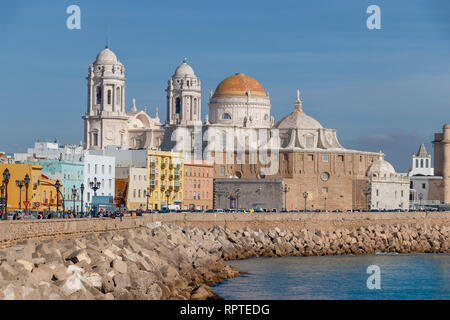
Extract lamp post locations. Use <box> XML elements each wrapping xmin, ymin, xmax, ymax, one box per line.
<box><xmin>15</xmin><ymin>179</ymin><xmax>25</xmax><ymax>210</ymax></box>
<box><xmin>80</xmin><ymin>183</ymin><xmax>85</xmax><ymax>214</ymax></box>
<box><xmin>146</xmin><ymin>187</ymin><xmax>151</xmax><ymax>212</ymax></box>
<box><xmin>302</xmin><ymin>191</ymin><xmax>308</xmax><ymax>212</ymax></box>
<box><xmin>165</xmin><ymin>190</ymin><xmax>170</xmax><ymax>210</ymax></box>
<box><xmin>55</xmin><ymin>180</ymin><xmax>61</xmax><ymax>212</ymax></box>
<box><xmin>235</xmin><ymin>188</ymin><xmax>240</xmax><ymax>209</ymax></box>
<box><xmin>89</xmin><ymin>177</ymin><xmax>101</xmax><ymax>216</ymax></box>
<box><xmin>24</xmin><ymin>174</ymin><xmax>30</xmax><ymax>214</ymax></box>
<box><xmin>2</xmin><ymin>169</ymin><xmax>10</xmax><ymax>220</ymax></box>
<box><xmin>283</xmin><ymin>184</ymin><xmax>290</xmax><ymax>211</ymax></box>
<box><xmin>418</xmin><ymin>193</ymin><xmax>423</xmax><ymax>210</ymax></box>
<box><xmin>0</xmin><ymin>183</ymin><xmax>5</xmax><ymax>218</ymax></box>
<box><xmin>71</xmin><ymin>185</ymin><xmax>78</xmax><ymax>214</ymax></box>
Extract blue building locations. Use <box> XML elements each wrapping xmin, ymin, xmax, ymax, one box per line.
<box><xmin>29</xmin><ymin>158</ymin><xmax>85</xmax><ymax>212</ymax></box>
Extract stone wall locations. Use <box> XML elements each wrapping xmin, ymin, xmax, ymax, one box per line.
<box><xmin>0</xmin><ymin>212</ymin><xmax>448</xmax><ymax>249</ymax></box>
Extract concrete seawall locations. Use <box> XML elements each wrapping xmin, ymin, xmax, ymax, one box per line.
<box><xmin>0</xmin><ymin>212</ymin><xmax>449</xmax><ymax>248</ymax></box>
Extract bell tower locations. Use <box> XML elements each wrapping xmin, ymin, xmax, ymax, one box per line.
<box><xmin>83</xmin><ymin>45</ymin><xmax>128</xmax><ymax>150</ymax></box>
<box><xmin>166</xmin><ymin>58</ymin><xmax>202</xmax><ymax>126</ymax></box>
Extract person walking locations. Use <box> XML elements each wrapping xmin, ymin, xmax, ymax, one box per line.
<box><xmin>120</xmin><ymin>210</ymin><xmax>124</xmax><ymax>222</ymax></box>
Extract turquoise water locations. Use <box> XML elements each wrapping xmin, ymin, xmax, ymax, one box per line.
<box><xmin>212</xmin><ymin>253</ymin><xmax>450</xmax><ymax>300</ymax></box>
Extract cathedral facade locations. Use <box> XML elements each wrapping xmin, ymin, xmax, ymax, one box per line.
<box><xmin>82</xmin><ymin>47</ymin><xmax>395</xmax><ymax>211</ymax></box>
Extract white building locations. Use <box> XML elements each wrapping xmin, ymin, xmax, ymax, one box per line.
<box><xmin>89</xmin><ymin>147</ymin><xmax>148</xmax><ymax>168</ymax></box>
<box><xmin>366</xmin><ymin>157</ymin><xmax>410</xmax><ymax>210</ymax></box>
<box><xmin>83</xmin><ymin>153</ymin><xmax>116</xmax><ymax>208</ymax></box>
<box><xmin>408</xmin><ymin>143</ymin><xmax>434</xmax><ymax>176</ymax></box>
<box><xmin>14</xmin><ymin>141</ymin><xmax>83</xmax><ymax>162</ymax></box>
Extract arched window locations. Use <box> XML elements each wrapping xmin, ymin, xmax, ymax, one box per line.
<box><xmin>193</xmin><ymin>98</ymin><xmax>197</xmax><ymax>114</ymax></box>
<box><xmin>175</xmin><ymin>97</ymin><xmax>181</xmax><ymax>114</ymax></box>
<box><xmin>116</xmin><ymin>87</ymin><xmax>120</xmax><ymax>104</ymax></box>
<box><xmin>223</xmin><ymin>113</ymin><xmax>231</xmax><ymax>120</ymax></box>
<box><xmin>264</xmin><ymin>114</ymin><xmax>269</xmax><ymax>120</ymax></box>
<box><xmin>107</xmin><ymin>90</ymin><xmax>112</xmax><ymax>104</ymax></box>
<box><xmin>420</xmin><ymin>159</ymin><xmax>424</xmax><ymax>168</ymax></box>
<box><xmin>416</xmin><ymin>159</ymin><xmax>419</xmax><ymax>168</ymax></box>
<box><xmin>96</xmin><ymin>86</ymin><xmax>102</xmax><ymax>104</ymax></box>
<box><xmin>426</xmin><ymin>159</ymin><xmax>429</xmax><ymax>168</ymax></box>
<box><xmin>305</xmin><ymin>135</ymin><xmax>314</xmax><ymax>148</ymax></box>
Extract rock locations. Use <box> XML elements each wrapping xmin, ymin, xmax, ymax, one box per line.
<box><xmin>0</xmin><ymin>263</ymin><xmax>19</xmax><ymax>280</ymax></box>
<box><xmin>83</xmin><ymin>272</ymin><xmax>102</xmax><ymax>290</ymax></box>
<box><xmin>113</xmin><ymin>288</ymin><xmax>133</xmax><ymax>300</ymax></box>
<box><xmin>111</xmin><ymin>259</ymin><xmax>127</xmax><ymax>274</ymax></box>
<box><xmin>66</xmin><ymin>249</ymin><xmax>91</xmax><ymax>265</ymax></box>
<box><xmin>113</xmin><ymin>273</ymin><xmax>131</xmax><ymax>289</ymax></box>
<box><xmin>16</xmin><ymin>259</ymin><xmax>34</xmax><ymax>272</ymax></box>
<box><xmin>190</xmin><ymin>284</ymin><xmax>217</xmax><ymax>300</ymax></box>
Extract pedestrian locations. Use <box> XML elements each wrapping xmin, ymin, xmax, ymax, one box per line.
<box><xmin>120</xmin><ymin>210</ymin><xmax>123</xmax><ymax>222</ymax></box>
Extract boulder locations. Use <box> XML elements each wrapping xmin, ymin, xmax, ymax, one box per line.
<box><xmin>66</xmin><ymin>249</ymin><xmax>91</xmax><ymax>265</ymax></box>
<box><xmin>16</xmin><ymin>259</ymin><xmax>34</xmax><ymax>272</ymax></box>
<box><xmin>111</xmin><ymin>259</ymin><xmax>127</xmax><ymax>274</ymax></box>
<box><xmin>113</xmin><ymin>273</ymin><xmax>131</xmax><ymax>289</ymax></box>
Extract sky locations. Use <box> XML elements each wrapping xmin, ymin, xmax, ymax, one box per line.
<box><xmin>0</xmin><ymin>0</ymin><xmax>449</xmax><ymax>171</ymax></box>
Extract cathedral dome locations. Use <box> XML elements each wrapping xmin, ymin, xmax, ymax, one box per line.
<box><xmin>95</xmin><ymin>46</ymin><xmax>119</xmax><ymax>64</ymax></box>
<box><xmin>367</xmin><ymin>158</ymin><xmax>396</xmax><ymax>177</ymax></box>
<box><xmin>212</xmin><ymin>73</ymin><xmax>267</xmax><ymax>98</ymax></box>
<box><xmin>174</xmin><ymin>60</ymin><xmax>195</xmax><ymax>77</ymax></box>
<box><xmin>275</xmin><ymin>90</ymin><xmax>323</xmax><ymax>130</ymax></box>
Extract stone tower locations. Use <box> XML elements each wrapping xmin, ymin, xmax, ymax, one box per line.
<box><xmin>432</xmin><ymin>124</ymin><xmax>450</xmax><ymax>203</ymax></box>
<box><xmin>83</xmin><ymin>46</ymin><xmax>128</xmax><ymax>150</ymax></box>
<box><xmin>165</xmin><ymin>59</ymin><xmax>202</xmax><ymax>126</ymax></box>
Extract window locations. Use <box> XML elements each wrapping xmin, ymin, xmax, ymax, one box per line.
<box><xmin>321</xmin><ymin>172</ymin><xmax>330</xmax><ymax>181</ymax></box>
<box><xmin>401</xmin><ymin>190</ymin><xmax>404</xmax><ymax>197</ymax></box>
<box><xmin>305</xmin><ymin>136</ymin><xmax>314</xmax><ymax>148</ymax></box>
<box><xmin>426</xmin><ymin>159</ymin><xmax>429</xmax><ymax>168</ymax></box>
<box><xmin>133</xmin><ymin>189</ymin><xmax>136</xmax><ymax>198</ymax></box>
<box><xmin>420</xmin><ymin>159</ymin><xmax>424</xmax><ymax>168</ymax></box>
<box><xmin>338</xmin><ymin>155</ymin><xmax>344</xmax><ymax>162</ymax></box>
<box><xmin>376</xmin><ymin>189</ymin><xmax>379</xmax><ymax>196</ymax></box>
<box><xmin>96</xmin><ymin>86</ymin><xmax>102</xmax><ymax>104</ymax></box>
<box><xmin>307</xmin><ymin>154</ymin><xmax>314</xmax><ymax>161</ymax></box>
<box><xmin>176</xmin><ymin>97</ymin><xmax>181</xmax><ymax>114</ymax></box>
<box><xmin>138</xmin><ymin>190</ymin><xmax>141</xmax><ymax>198</ymax></box>
<box><xmin>322</xmin><ymin>187</ymin><xmax>328</xmax><ymax>193</ymax></box>
<box><xmin>223</xmin><ymin>113</ymin><xmax>231</xmax><ymax>120</ymax></box>
<box><xmin>416</xmin><ymin>159</ymin><xmax>419</xmax><ymax>168</ymax></box>
<box><xmin>93</xmin><ymin>133</ymin><xmax>98</xmax><ymax>146</ymax></box>
<box><xmin>95</xmin><ymin>164</ymin><xmax>98</xmax><ymax>174</ymax></box>
<box><xmin>422</xmin><ymin>183</ymin><xmax>426</xmax><ymax>189</ymax></box>
<box><xmin>116</xmin><ymin>87</ymin><xmax>120</xmax><ymax>103</ymax></box>
<box><xmin>322</xmin><ymin>155</ymin><xmax>329</xmax><ymax>162</ymax></box>
<box><xmin>109</xmin><ymin>165</ymin><xmax>112</xmax><ymax>174</ymax></box>
<box><xmin>107</xmin><ymin>90</ymin><xmax>112</xmax><ymax>104</ymax></box>
<box><xmin>109</xmin><ymin>179</ymin><xmax>112</xmax><ymax>188</ymax></box>
<box><xmin>220</xmin><ymin>166</ymin><xmax>225</xmax><ymax>176</ymax></box>
<box><xmin>88</xmin><ymin>164</ymin><xmax>90</xmax><ymax>174</ymax></box>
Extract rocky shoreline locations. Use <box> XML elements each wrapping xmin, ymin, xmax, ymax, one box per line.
<box><xmin>0</xmin><ymin>222</ymin><xmax>448</xmax><ymax>300</ymax></box>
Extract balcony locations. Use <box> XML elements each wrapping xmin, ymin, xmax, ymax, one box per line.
<box><xmin>169</xmin><ymin>162</ymin><xmax>174</xmax><ymax>169</ymax></box>
<box><xmin>161</xmin><ymin>171</ymin><xmax>166</xmax><ymax>179</ymax></box>
<box><xmin>160</xmin><ymin>182</ymin><xmax>166</xmax><ymax>190</ymax></box>
<box><xmin>161</xmin><ymin>161</ymin><xmax>166</xmax><ymax>169</ymax></box>
<box><xmin>174</xmin><ymin>182</ymin><xmax>182</xmax><ymax>190</ymax></box>
<box><xmin>169</xmin><ymin>173</ymin><xmax>174</xmax><ymax>180</ymax></box>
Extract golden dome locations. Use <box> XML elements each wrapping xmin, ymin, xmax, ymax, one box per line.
<box><xmin>212</xmin><ymin>73</ymin><xmax>267</xmax><ymax>98</ymax></box>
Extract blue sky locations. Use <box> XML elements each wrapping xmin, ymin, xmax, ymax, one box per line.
<box><xmin>1</xmin><ymin>0</ymin><xmax>449</xmax><ymax>171</ymax></box>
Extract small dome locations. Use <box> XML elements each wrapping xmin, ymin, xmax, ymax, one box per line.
<box><xmin>95</xmin><ymin>46</ymin><xmax>119</xmax><ymax>64</ymax></box>
<box><xmin>367</xmin><ymin>158</ymin><xmax>396</xmax><ymax>176</ymax></box>
<box><xmin>275</xmin><ymin>112</ymin><xmax>323</xmax><ymax>130</ymax></box>
<box><xmin>213</xmin><ymin>73</ymin><xmax>267</xmax><ymax>98</ymax></box>
<box><xmin>174</xmin><ymin>60</ymin><xmax>195</xmax><ymax>77</ymax></box>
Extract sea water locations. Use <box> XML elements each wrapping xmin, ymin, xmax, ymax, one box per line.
<box><xmin>212</xmin><ymin>253</ymin><xmax>449</xmax><ymax>300</ymax></box>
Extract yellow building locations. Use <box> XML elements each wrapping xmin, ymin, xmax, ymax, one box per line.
<box><xmin>147</xmin><ymin>150</ymin><xmax>183</xmax><ymax>210</ymax></box>
<box><xmin>0</xmin><ymin>163</ymin><xmax>60</xmax><ymax>213</ymax></box>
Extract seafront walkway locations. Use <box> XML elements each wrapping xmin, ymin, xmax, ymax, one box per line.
<box><xmin>0</xmin><ymin>211</ymin><xmax>448</xmax><ymax>248</ymax></box>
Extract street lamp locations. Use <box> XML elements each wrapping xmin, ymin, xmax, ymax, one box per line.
<box><xmin>418</xmin><ymin>193</ymin><xmax>423</xmax><ymax>210</ymax></box>
<box><xmin>165</xmin><ymin>190</ymin><xmax>170</xmax><ymax>210</ymax></box>
<box><xmin>89</xmin><ymin>177</ymin><xmax>101</xmax><ymax>215</ymax></box>
<box><xmin>235</xmin><ymin>188</ymin><xmax>240</xmax><ymax>209</ymax></box>
<box><xmin>283</xmin><ymin>184</ymin><xmax>290</xmax><ymax>211</ymax></box>
<box><xmin>24</xmin><ymin>174</ymin><xmax>30</xmax><ymax>214</ymax></box>
<box><xmin>2</xmin><ymin>169</ymin><xmax>10</xmax><ymax>220</ymax></box>
<box><xmin>55</xmin><ymin>180</ymin><xmax>61</xmax><ymax>212</ymax></box>
<box><xmin>80</xmin><ymin>183</ymin><xmax>85</xmax><ymax>214</ymax></box>
<box><xmin>146</xmin><ymin>187</ymin><xmax>151</xmax><ymax>212</ymax></box>
<box><xmin>15</xmin><ymin>179</ymin><xmax>25</xmax><ymax>210</ymax></box>
<box><xmin>71</xmin><ymin>185</ymin><xmax>78</xmax><ymax>214</ymax></box>
<box><xmin>302</xmin><ymin>191</ymin><xmax>308</xmax><ymax>212</ymax></box>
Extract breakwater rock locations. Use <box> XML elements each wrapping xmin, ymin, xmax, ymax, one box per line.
<box><xmin>0</xmin><ymin>222</ymin><xmax>448</xmax><ymax>300</ymax></box>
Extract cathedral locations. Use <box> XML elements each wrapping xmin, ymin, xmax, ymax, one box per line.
<box><xmin>83</xmin><ymin>46</ymin><xmax>400</xmax><ymax>211</ymax></box>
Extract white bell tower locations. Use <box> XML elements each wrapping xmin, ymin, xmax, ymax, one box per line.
<box><xmin>83</xmin><ymin>45</ymin><xmax>128</xmax><ymax>150</ymax></box>
<box><xmin>166</xmin><ymin>58</ymin><xmax>202</xmax><ymax>126</ymax></box>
